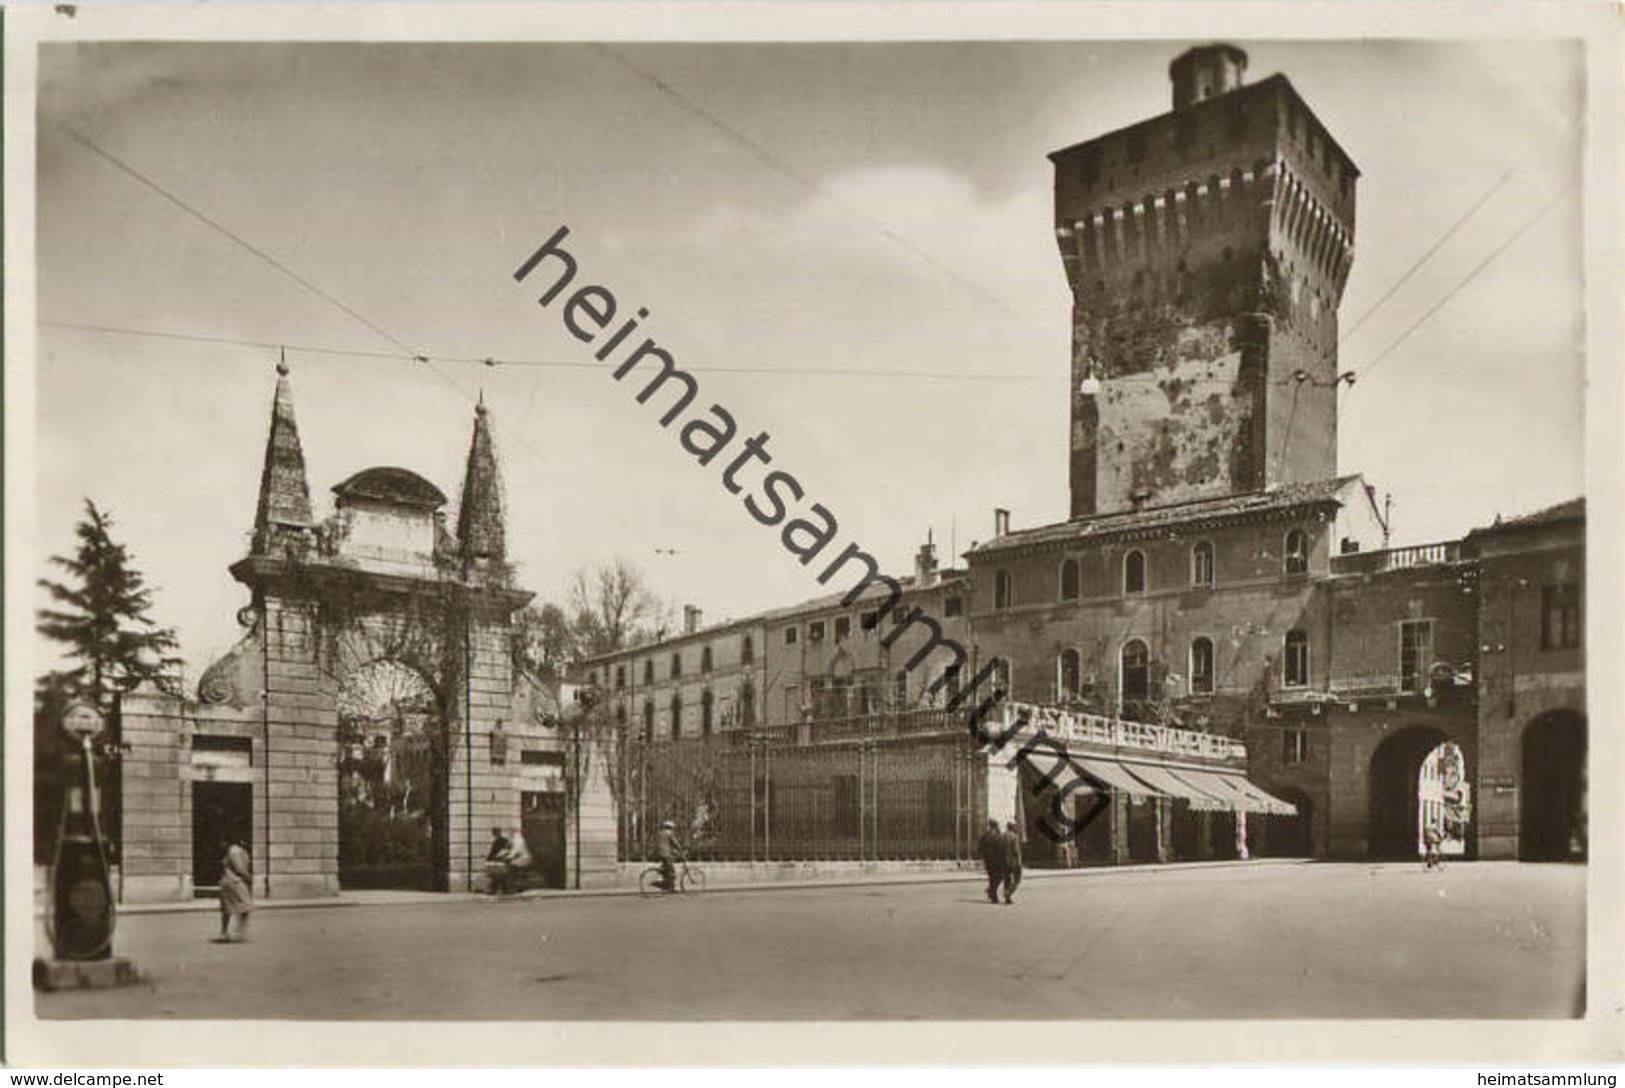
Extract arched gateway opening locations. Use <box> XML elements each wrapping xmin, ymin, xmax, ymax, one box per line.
<box><xmin>336</xmin><ymin>660</ymin><xmax>446</xmax><ymax>890</ymax></box>
<box><xmin>1521</xmin><ymin>711</ymin><xmax>1586</xmax><ymax>861</ymax></box>
<box><xmin>1368</xmin><ymin>726</ymin><xmax>1467</xmax><ymax>859</ymax></box>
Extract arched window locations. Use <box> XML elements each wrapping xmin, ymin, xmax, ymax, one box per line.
<box><xmin>670</xmin><ymin>652</ymin><xmax>682</xmax><ymax>679</ymax></box>
<box><xmin>1121</xmin><ymin>639</ymin><xmax>1151</xmax><ymax>708</ymax></box>
<box><xmin>669</xmin><ymin>693</ymin><xmax>683</xmax><ymax>740</ymax></box>
<box><xmin>1058</xmin><ymin>648</ymin><xmax>1082</xmax><ymax>701</ymax></box>
<box><xmin>701</xmin><ymin>689</ymin><xmax>714</xmax><ymax>736</ymax></box>
<box><xmin>741</xmin><ymin>636</ymin><xmax>754</xmax><ymax>666</ymax></box>
<box><xmin>642</xmin><ymin>701</ymin><xmax>654</xmax><ymax>743</ymax></box>
<box><xmin>1190</xmin><ymin>637</ymin><xmax>1215</xmax><ymax>695</ymax></box>
<box><xmin>739</xmin><ymin>682</ymin><xmax>756</xmax><ymax>727</ymax></box>
<box><xmin>1191</xmin><ymin>541</ymin><xmax>1214</xmax><ymax>588</ymax></box>
<box><xmin>701</xmin><ymin>646</ymin><xmax>714</xmax><ymax>674</ymax></box>
<box><xmin>1283</xmin><ymin>630</ymin><xmax>1310</xmax><ymax>687</ymax></box>
<box><xmin>994</xmin><ymin>569</ymin><xmax>1014</xmax><ymax>610</ymax></box>
<box><xmin>1059</xmin><ymin>558</ymin><xmax>1081</xmax><ymax>601</ymax></box>
<box><xmin>1284</xmin><ymin>529</ymin><xmax>1308</xmax><ymax>575</ymax></box>
<box><xmin>643</xmin><ymin>659</ymin><xmax>654</xmax><ymax>686</ymax></box>
<box><xmin>1124</xmin><ymin>549</ymin><xmax>1147</xmax><ymax>595</ymax></box>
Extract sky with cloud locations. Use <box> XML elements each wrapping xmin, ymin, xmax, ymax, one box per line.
<box><xmin>34</xmin><ymin>38</ymin><xmax>1585</xmax><ymax>681</ymax></box>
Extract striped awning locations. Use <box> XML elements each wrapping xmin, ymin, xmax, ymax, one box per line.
<box><xmin>1078</xmin><ymin>757</ymin><xmax>1299</xmax><ymax>817</ymax></box>
<box><xmin>1069</xmin><ymin>755</ymin><xmax>1161</xmax><ymax>799</ymax></box>
<box><xmin>1119</xmin><ymin>760</ymin><xmax>1232</xmax><ymax>811</ymax></box>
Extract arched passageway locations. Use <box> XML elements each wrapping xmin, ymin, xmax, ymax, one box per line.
<box><xmin>1368</xmin><ymin>726</ymin><xmax>1455</xmax><ymax>859</ymax></box>
<box><xmin>336</xmin><ymin>659</ymin><xmax>448</xmax><ymax>891</ymax></box>
<box><xmin>1521</xmin><ymin>711</ymin><xmax>1586</xmax><ymax>861</ymax></box>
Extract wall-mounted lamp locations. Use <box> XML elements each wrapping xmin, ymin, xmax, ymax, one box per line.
<box><xmin>1078</xmin><ymin>356</ymin><xmax>1102</xmax><ymax>397</ymax></box>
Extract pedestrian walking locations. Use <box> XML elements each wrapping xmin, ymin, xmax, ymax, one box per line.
<box><xmin>216</xmin><ymin>838</ymin><xmax>253</xmax><ymax>943</ymax></box>
<box><xmin>1002</xmin><ymin>820</ymin><xmax>1024</xmax><ymax>904</ymax></box>
<box><xmin>1423</xmin><ymin>825</ymin><xmax>1443</xmax><ymax>871</ymax></box>
<box><xmin>977</xmin><ymin>819</ymin><xmax>1006</xmax><ymax>904</ymax></box>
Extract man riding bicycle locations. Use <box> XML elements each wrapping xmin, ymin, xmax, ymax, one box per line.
<box><xmin>654</xmin><ymin>819</ymin><xmax>682</xmax><ymax>892</ymax></box>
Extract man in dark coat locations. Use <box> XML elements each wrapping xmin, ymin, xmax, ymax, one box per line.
<box><xmin>977</xmin><ymin>819</ymin><xmax>1006</xmax><ymax>904</ymax></box>
<box><xmin>1001</xmin><ymin>820</ymin><xmax>1024</xmax><ymax>904</ymax></box>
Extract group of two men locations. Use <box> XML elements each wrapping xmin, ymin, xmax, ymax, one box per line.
<box><xmin>978</xmin><ymin>819</ymin><xmax>1024</xmax><ymax>905</ymax></box>
<box><xmin>485</xmin><ymin>826</ymin><xmax>533</xmax><ymax>895</ymax></box>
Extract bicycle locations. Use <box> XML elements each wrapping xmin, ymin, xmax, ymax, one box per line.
<box><xmin>638</xmin><ymin>855</ymin><xmax>705</xmax><ymax>897</ymax></box>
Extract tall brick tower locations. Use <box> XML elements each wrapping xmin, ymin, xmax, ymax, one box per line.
<box><xmin>1051</xmin><ymin>44</ymin><xmax>1357</xmax><ymax>517</ymax></box>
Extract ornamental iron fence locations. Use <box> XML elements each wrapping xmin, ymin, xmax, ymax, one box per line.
<box><xmin>618</xmin><ymin>731</ymin><xmax>985</xmax><ymax>863</ymax></box>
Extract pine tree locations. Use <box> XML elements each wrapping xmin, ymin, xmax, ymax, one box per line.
<box><xmin>35</xmin><ymin>500</ymin><xmax>183</xmax><ymax>862</ymax></box>
<box><xmin>36</xmin><ymin>499</ymin><xmax>182</xmax><ymax>708</ymax></box>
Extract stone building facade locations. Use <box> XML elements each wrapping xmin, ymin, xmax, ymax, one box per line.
<box><xmin>583</xmin><ymin>43</ymin><xmax>1587</xmax><ymax>868</ymax></box>
<box><xmin>117</xmin><ymin>366</ymin><xmax>617</xmax><ymax>902</ymax></box>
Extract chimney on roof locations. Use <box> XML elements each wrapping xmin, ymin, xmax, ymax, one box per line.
<box><xmin>683</xmin><ymin>605</ymin><xmax>702</xmax><ymax>635</ymax></box>
<box><xmin>915</xmin><ymin>531</ymin><xmax>939</xmax><ymax>588</ymax></box>
<box><xmin>1169</xmin><ymin>43</ymin><xmax>1248</xmax><ymax>111</ymax></box>
<box><xmin>994</xmin><ymin>509</ymin><xmax>1011</xmax><ymax>538</ymax></box>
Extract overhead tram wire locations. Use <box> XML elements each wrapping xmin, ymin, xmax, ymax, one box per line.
<box><xmin>56</xmin><ymin>125</ymin><xmax>474</xmax><ymax>405</ymax></box>
<box><xmin>1338</xmin><ymin>162</ymin><xmax>1524</xmax><ymax>344</ymax></box>
<box><xmin>60</xmin><ymin>128</ymin><xmax>420</xmax><ymax>360</ymax></box>
<box><xmin>1346</xmin><ymin>188</ymin><xmax>1566</xmax><ymax>393</ymax></box>
<box><xmin>41</xmin><ymin>320</ymin><xmax>1059</xmax><ymax>383</ymax></box>
<box><xmin>587</xmin><ymin>45</ymin><xmax>1047</xmax><ymax>329</ymax></box>
<box><xmin>54</xmin><ymin>126</ymin><xmax>650</xmax><ymax>534</ymax></box>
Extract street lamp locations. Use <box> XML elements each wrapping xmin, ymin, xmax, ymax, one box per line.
<box><xmin>34</xmin><ymin>702</ymin><xmax>139</xmax><ymax>991</ymax></box>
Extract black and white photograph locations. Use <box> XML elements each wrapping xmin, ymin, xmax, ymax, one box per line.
<box><xmin>5</xmin><ymin>1</ymin><xmax>1620</xmax><ymax>1070</ymax></box>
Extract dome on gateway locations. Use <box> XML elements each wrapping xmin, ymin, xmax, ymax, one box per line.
<box><xmin>331</xmin><ymin>467</ymin><xmax>448</xmax><ymax>512</ymax></box>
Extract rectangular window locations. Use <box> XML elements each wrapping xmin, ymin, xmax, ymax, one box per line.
<box><xmin>1399</xmin><ymin>620</ymin><xmax>1434</xmax><ymax>693</ymax></box>
<box><xmin>834</xmin><ymin>616</ymin><xmax>851</xmax><ymax>643</ymax></box>
<box><xmin>1191</xmin><ymin>542</ymin><xmax>1214</xmax><ymax>588</ymax></box>
<box><xmin>614</xmin><ymin>665</ymin><xmax>626</xmax><ymax>690</ymax></box>
<box><xmin>893</xmin><ymin>670</ymin><xmax>908</xmax><ymax>710</ymax></box>
<box><xmin>860</xmin><ymin>610</ymin><xmax>878</xmax><ymax>632</ymax></box>
<box><xmin>192</xmin><ymin>734</ymin><xmax>253</xmax><ymax>754</ymax></box>
<box><xmin>1189</xmin><ymin>638</ymin><xmax>1215</xmax><ymax>695</ymax></box>
<box><xmin>1283</xmin><ymin>633</ymin><xmax>1310</xmax><ymax>688</ymax></box>
<box><xmin>520</xmin><ymin>749</ymin><xmax>566</xmax><ymax>767</ymax></box>
<box><xmin>809</xmin><ymin>620</ymin><xmax>826</xmax><ymax>642</ymax></box>
<box><xmin>944</xmin><ymin>595</ymin><xmax>964</xmax><ymax>618</ymax></box>
<box><xmin>1281</xmin><ymin>729</ymin><xmax>1309</xmax><ymax>765</ymax></box>
<box><xmin>785</xmin><ymin>626</ymin><xmax>798</xmax><ymax>645</ymax></box>
<box><xmin>1541</xmin><ymin>584</ymin><xmax>1581</xmax><ymax>650</ymax></box>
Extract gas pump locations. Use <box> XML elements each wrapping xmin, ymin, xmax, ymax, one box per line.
<box><xmin>34</xmin><ymin>702</ymin><xmax>138</xmax><ymax>990</ymax></box>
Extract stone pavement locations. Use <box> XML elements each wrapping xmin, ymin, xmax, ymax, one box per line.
<box><xmin>33</xmin><ymin>860</ymin><xmax>1585</xmax><ymax>1022</ymax></box>
<box><xmin>52</xmin><ymin>856</ymin><xmax>1304</xmax><ymax>916</ymax></box>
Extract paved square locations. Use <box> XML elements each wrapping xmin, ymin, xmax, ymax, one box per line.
<box><xmin>37</xmin><ymin>862</ymin><xmax>1584</xmax><ymax>1020</ymax></box>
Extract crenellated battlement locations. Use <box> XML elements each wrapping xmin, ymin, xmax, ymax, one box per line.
<box><xmin>1052</xmin><ymin>50</ymin><xmax>1357</xmax><ymax>519</ymax></box>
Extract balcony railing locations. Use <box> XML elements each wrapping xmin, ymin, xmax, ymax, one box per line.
<box><xmin>1331</xmin><ymin>540</ymin><xmax>1462</xmax><ymax>576</ymax></box>
<box><xmin>1001</xmin><ymin>701</ymin><xmax>1247</xmax><ymax>764</ymax></box>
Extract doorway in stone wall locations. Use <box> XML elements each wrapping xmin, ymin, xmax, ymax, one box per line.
<box><xmin>1521</xmin><ymin>710</ymin><xmax>1586</xmax><ymax>861</ymax></box>
<box><xmin>522</xmin><ymin>790</ymin><xmax>568</xmax><ymax>889</ymax></box>
<box><xmin>335</xmin><ymin>659</ymin><xmax>448</xmax><ymax>890</ymax></box>
<box><xmin>192</xmin><ymin>781</ymin><xmax>252</xmax><ymax>895</ymax></box>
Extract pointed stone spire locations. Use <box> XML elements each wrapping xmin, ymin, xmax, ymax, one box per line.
<box><xmin>251</xmin><ymin>358</ymin><xmax>314</xmax><ymax>554</ymax></box>
<box><xmin>457</xmin><ymin>397</ymin><xmax>506</xmax><ymax>564</ymax></box>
